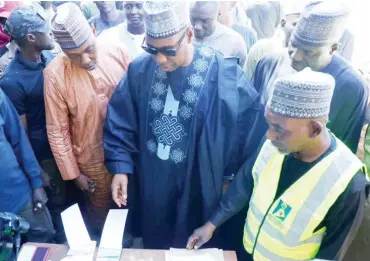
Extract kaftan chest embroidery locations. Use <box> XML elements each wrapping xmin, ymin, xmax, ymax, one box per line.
<box><xmin>146</xmin><ymin>46</ymin><xmax>215</xmax><ymax>163</ymax></box>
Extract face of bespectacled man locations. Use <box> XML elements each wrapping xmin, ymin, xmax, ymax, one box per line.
<box><xmin>143</xmin><ymin>27</ymin><xmax>194</xmax><ymax>72</ymax></box>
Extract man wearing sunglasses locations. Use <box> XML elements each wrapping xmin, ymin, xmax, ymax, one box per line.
<box><xmin>104</xmin><ymin>0</ymin><xmax>267</xmax><ymax>251</ymax></box>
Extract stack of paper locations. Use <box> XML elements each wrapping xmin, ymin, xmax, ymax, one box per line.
<box><xmin>165</xmin><ymin>248</ymin><xmax>224</xmax><ymax>261</ymax></box>
<box><xmin>61</xmin><ymin>204</ymin><xmax>96</xmax><ymax>261</ymax></box>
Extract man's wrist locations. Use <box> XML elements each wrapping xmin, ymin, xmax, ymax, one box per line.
<box><xmin>208</xmin><ymin>208</ymin><xmax>229</xmax><ymax>228</ymax></box>
<box><xmin>205</xmin><ymin>221</ymin><xmax>217</xmax><ymax>232</ymax></box>
<box><xmin>30</xmin><ymin>176</ymin><xmax>43</xmax><ymax>189</ymax></box>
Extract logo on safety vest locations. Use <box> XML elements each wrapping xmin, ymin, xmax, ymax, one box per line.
<box><xmin>271</xmin><ymin>200</ymin><xmax>292</xmax><ymax>222</ymax></box>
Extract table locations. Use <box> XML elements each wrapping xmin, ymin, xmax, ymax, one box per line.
<box><xmin>23</xmin><ymin>243</ymin><xmax>238</xmax><ymax>261</ymax></box>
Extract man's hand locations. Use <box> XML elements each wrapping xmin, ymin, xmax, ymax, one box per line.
<box><xmin>33</xmin><ymin>187</ymin><xmax>48</xmax><ymax>213</ymax></box>
<box><xmin>111</xmin><ymin>174</ymin><xmax>128</xmax><ymax>207</ymax></box>
<box><xmin>74</xmin><ymin>173</ymin><xmax>95</xmax><ymax>193</ymax></box>
<box><xmin>187</xmin><ymin>222</ymin><xmax>216</xmax><ymax>250</ymax></box>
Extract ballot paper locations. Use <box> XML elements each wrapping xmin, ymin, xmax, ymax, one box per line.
<box><xmin>61</xmin><ymin>204</ymin><xmax>91</xmax><ymax>249</ymax></box>
<box><xmin>61</xmin><ymin>253</ymin><xmax>95</xmax><ymax>261</ymax></box>
<box><xmin>165</xmin><ymin>248</ymin><xmax>224</xmax><ymax>261</ymax></box>
<box><xmin>17</xmin><ymin>245</ymin><xmax>36</xmax><ymax>261</ymax></box>
<box><xmin>99</xmin><ymin>209</ymin><xmax>128</xmax><ymax>249</ymax></box>
<box><xmin>96</xmin><ymin>209</ymin><xmax>128</xmax><ymax>261</ymax></box>
<box><xmin>61</xmin><ymin>204</ymin><xmax>96</xmax><ymax>260</ymax></box>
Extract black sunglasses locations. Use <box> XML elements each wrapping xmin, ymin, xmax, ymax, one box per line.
<box><xmin>141</xmin><ymin>32</ymin><xmax>186</xmax><ymax>57</ymax></box>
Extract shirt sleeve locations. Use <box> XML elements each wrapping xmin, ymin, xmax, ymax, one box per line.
<box><xmin>316</xmin><ymin>172</ymin><xmax>370</xmax><ymax>260</ymax></box>
<box><xmin>44</xmin><ymin>71</ymin><xmax>80</xmax><ymax>180</ymax></box>
<box><xmin>210</xmin><ymin>139</ymin><xmax>265</xmax><ymax>228</ymax></box>
<box><xmin>225</xmin><ymin>68</ymin><xmax>268</xmax><ymax>174</ymax></box>
<box><xmin>329</xmin><ymin>77</ymin><xmax>368</xmax><ymax>153</ymax></box>
<box><xmin>0</xmin><ymin>90</ymin><xmax>42</xmax><ymax>189</ymax></box>
<box><xmin>209</xmin><ymin>150</ymin><xmax>257</xmax><ymax>227</ymax></box>
<box><xmin>0</xmin><ymin>76</ymin><xmax>27</xmax><ymax>115</ymax></box>
<box><xmin>104</xmin><ymin>67</ymin><xmax>139</xmax><ymax>175</ymax></box>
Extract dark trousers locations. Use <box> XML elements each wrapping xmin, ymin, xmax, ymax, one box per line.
<box><xmin>40</xmin><ymin>159</ymin><xmax>68</xmax><ymax>243</ymax></box>
<box><xmin>18</xmin><ymin>201</ymin><xmax>55</xmax><ymax>243</ymax></box>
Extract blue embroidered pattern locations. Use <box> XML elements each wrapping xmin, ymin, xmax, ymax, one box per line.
<box><xmin>146</xmin><ymin>45</ymin><xmax>215</xmax><ymax>163</ymax></box>
<box><xmin>149</xmin><ymin>97</ymin><xmax>164</xmax><ymax>113</ymax></box>
<box><xmin>170</xmin><ymin>148</ymin><xmax>186</xmax><ymax>164</ymax></box>
<box><xmin>179</xmin><ymin>105</ymin><xmax>192</xmax><ymax>120</ymax></box>
<box><xmin>152</xmin><ymin>114</ymin><xmax>185</xmax><ymax>147</ymax></box>
<box><xmin>146</xmin><ymin>139</ymin><xmax>157</xmax><ymax>153</ymax></box>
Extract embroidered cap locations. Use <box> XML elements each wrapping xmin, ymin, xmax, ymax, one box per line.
<box><xmin>144</xmin><ymin>1</ymin><xmax>190</xmax><ymax>39</ymax></box>
<box><xmin>51</xmin><ymin>2</ymin><xmax>92</xmax><ymax>50</ymax></box>
<box><xmin>267</xmin><ymin>68</ymin><xmax>335</xmax><ymax>119</ymax></box>
<box><xmin>292</xmin><ymin>0</ymin><xmax>349</xmax><ymax>47</ymax></box>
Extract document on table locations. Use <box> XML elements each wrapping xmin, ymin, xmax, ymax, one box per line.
<box><xmin>61</xmin><ymin>204</ymin><xmax>96</xmax><ymax>260</ymax></box>
<box><xmin>96</xmin><ymin>209</ymin><xmax>128</xmax><ymax>261</ymax></box>
<box><xmin>61</xmin><ymin>204</ymin><xmax>91</xmax><ymax>249</ymax></box>
<box><xmin>165</xmin><ymin>248</ymin><xmax>224</xmax><ymax>261</ymax></box>
<box><xmin>99</xmin><ymin>209</ymin><xmax>128</xmax><ymax>249</ymax></box>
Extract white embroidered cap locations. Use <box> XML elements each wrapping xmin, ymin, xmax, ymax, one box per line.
<box><xmin>292</xmin><ymin>0</ymin><xmax>349</xmax><ymax>47</ymax></box>
<box><xmin>267</xmin><ymin>68</ymin><xmax>335</xmax><ymax>119</ymax></box>
<box><xmin>144</xmin><ymin>1</ymin><xmax>190</xmax><ymax>39</ymax></box>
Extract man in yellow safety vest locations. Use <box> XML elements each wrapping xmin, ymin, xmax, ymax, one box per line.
<box><xmin>187</xmin><ymin>68</ymin><xmax>369</xmax><ymax>261</ymax></box>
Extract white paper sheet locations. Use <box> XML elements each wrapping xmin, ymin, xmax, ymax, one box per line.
<box><xmin>17</xmin><ymin>245</ymin><xmax>36</xmax><ymax>261</ymax></box>
<box><xmin>61</xmin><ymin>254</ymin><xmax>94</xmax><ymax>261</ymax></box>
<box><xmin>166</xmin><ymin>252</ymin><xmax>216</xmax><ymax>261</ymax></box>
<box><xmin>165</xmin><ymin>248</ymin><xmax>224</xmax><ymax>261</ymax></box>
<box><xmin>96</xmin><ymin>248</ymin><xmax>122</xmax><ymax>261</ymax></box>
<box><xmin>61</xmin><ymin>204</ymin><xmax>91</xmax><ymax>249</ymax></box>
<box><xmin>99</xmin><ymin>209</ymin><xmax>128</xmax><ymax>249</ymax></box>
<box><xmin>67</xmin><ymin>241</ymin><xmax>96</xmax><ymax>256</ymax></box>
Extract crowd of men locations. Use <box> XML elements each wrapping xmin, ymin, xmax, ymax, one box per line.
<box><xmin>0</xmin><ymin>1</ymin><xmax>369</xmax><ymax>261</ymax></box>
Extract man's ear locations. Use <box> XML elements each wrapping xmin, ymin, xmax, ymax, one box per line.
<box><xmin>91</xmin><ymin>24</ymin><xmax>97</xmax><ymax>37</ymax></box>
<box><xmin>331</xmin><ymin>43</ymin><xmax>340</xmax><ymax>54</ymax></box>
<box><xmin>186</xmin><ymin>26</ymin><xmax>194</xmax><ymax>43</ymax></box>
<box><xmin>26</xmin><ymin>33</ymin><xmax>36</xmax><ymax>44</ymax></box>
<box><xmin>309</xmin><ymin>120</ymin><xmax>324</xmax><ymax>138</ymax></box>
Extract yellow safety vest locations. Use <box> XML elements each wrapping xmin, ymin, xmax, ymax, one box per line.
<box><xmin>243</xmin><ymin>138</ymin><xmax>365</xmax><ymax>261</ymax></box>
